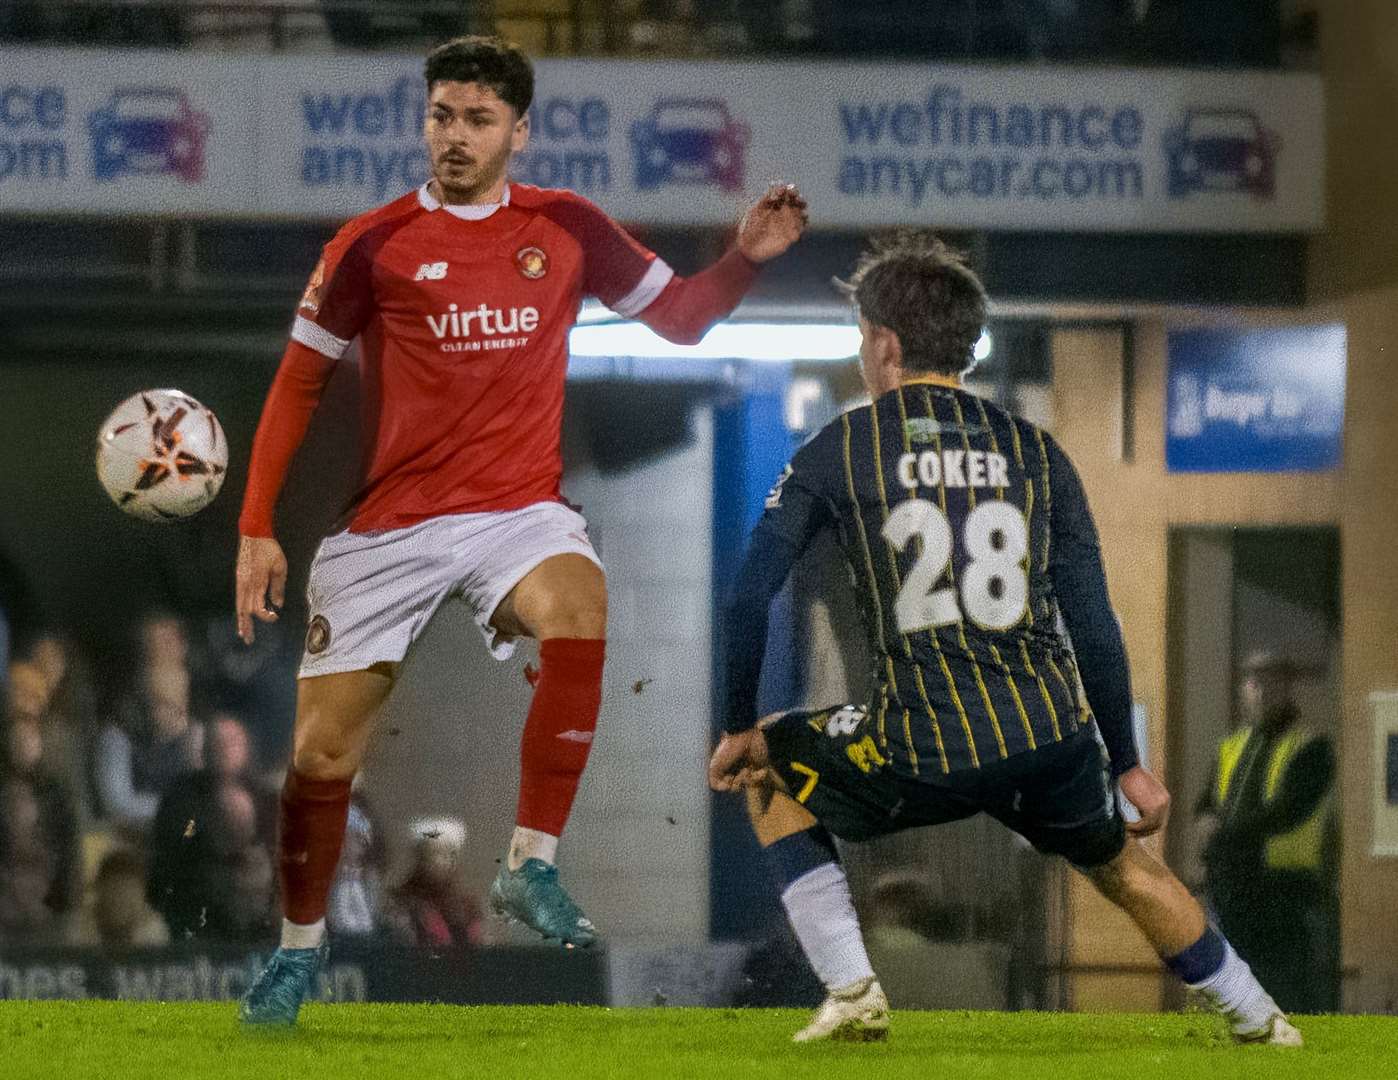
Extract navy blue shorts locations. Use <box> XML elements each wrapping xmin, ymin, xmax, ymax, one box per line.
<box><xmin>763</xmin><ymin>704</ymin><xmax>1126</xmax><ymax>869</ymax></box>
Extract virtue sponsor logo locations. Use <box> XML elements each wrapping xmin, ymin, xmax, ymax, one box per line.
<box><xmin>425</xmin><ymin>303</ymin><xmax>540</xmax><ymax>352</ymax></box>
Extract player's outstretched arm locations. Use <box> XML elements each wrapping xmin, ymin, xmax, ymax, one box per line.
<box><xmin>1119</xmin><ymin>765</ymin><xmax>1171</xmax><ymax>836</ymax></box>
<box><xmin>235</xmin><ymin>339</ymin><xmax>338</xmax><ymax>644</ymax></box>
<box><xmin>631</xmin><ymin>184</ymin><xmax>809</xmax><ymax>345</ymax></box>
<box><xmin>720</xmin><ymin>446</ymin><xmax>832</xmax><ymax>743</ymax></box>
<box><xmin>236</xmin><ymin>535</ymin><xmax>288</xmax><ymax>645</ymax></box>
<box><xmin>732</xmin><ymin>183</ymin><xmax>810</xmax><ymax>262</ymax></box>
<box><xmin>708</xmin><ymin>728</ymin><xmax>771</xmax><ymax>793</ymax></box>
<box><xmin>735</xmin><ymin>183</ymin><xmax>809</xmax><ymax>264</ymax></box>
<box><xmin>1043</xmin><ymin>435</ymin><xmax>1153</xmax><ymax>812</ymax></box>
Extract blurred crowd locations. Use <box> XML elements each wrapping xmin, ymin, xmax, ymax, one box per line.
<box><xmin>0</xmin><ymin>598</ymin><xmax>484</xmax><ymax>953</ymax></box>
<box><xmin>0</xmin><ymin>0</ymin><xmax>1297</xmax><ymax>68</ymax></box>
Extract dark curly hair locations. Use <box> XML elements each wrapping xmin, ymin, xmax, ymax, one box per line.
<box><xmin>838</xmin><ymin>231</ymin><xmax>989</xmax><ymax>376</ymax></box>
<box><xmin>424</xmin><ymin>35</ymin><xmax>534</xmax><ymax>114</ymax></box>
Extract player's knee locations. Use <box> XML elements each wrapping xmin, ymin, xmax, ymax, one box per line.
<box><xmin>290</xmin><ymin>738</ymin><xmax>360</xmax><ymax>781</ymax></box>
<box><xmin>1086</xmin><ymin>857</ymin><xmax>1128</xmax><ymax>902</ymax></box>
<box><xmin>532</xmin><ymin>595</ymin><xmax>608</xmax><ymax>639</ymax></box>
<box><xmin>1085</xmin><ymin>842</ymin><xmax>1147</xmax><ymax>905</ymax></box>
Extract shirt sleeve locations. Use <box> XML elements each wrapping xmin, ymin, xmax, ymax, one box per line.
<box><xmin>238</xmin><ymin>218</ymin><xmax>382</xmax><ymax>535</ymax></box>
<box><xmin>1044</xmin><ymin>434</ymin><xmax>1139</xmax><ymax>777</ymax></box>
<box><xmin>237</xmin><ymin>340</ymin><xmax>339</xmax><ymax>537</ymax></box>
<box><xmin>635</xmin><ymin>248</ymin><xmax>761</xmax><ymax>345</ymax></box>
<box><xmin>550</xmin><ymin>192</ymin><xmax>676</xmax><ymax>317</ymax></box>
<box><xmin>722</xmin><ymin>438</ymin><xmax>834</xmax><ymax>734</ymax></box>
<box><xmin>547</xmin><ymin>192</ymin><xmax>761</xmax><ymax>343</ymax></box>
<box><xmin>288</xmin><ymin>224</ymin><xmax>378</xmax><ymax>360</ymax></box>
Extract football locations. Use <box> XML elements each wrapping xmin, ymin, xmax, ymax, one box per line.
<box><xmin>96</xmin><ymin>389</ymin><xmax>228</xmax><ymax>521</ymax></box>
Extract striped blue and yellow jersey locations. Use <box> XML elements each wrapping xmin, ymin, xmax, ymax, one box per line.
<box><xmin>723</xmin><ymin>382</ymin><xmax>1137</xmax><ymax>779</ymax></box>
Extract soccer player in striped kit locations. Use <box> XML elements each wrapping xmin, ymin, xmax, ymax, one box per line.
<box><xmin>710</xmin><ymin>233</ymin><xmax>1301</xmax><ymax>1047</ymax></box>
<box><xmin>234</xmin><ymin>35</ymin><xmax>807</xmax><ymax>1025</ymax></box>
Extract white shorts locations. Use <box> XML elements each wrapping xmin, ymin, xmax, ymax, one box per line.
<box><xmin>298</xmin><ymin>501</ymin><xmax>601</xmax><ymax>678</ymax></box>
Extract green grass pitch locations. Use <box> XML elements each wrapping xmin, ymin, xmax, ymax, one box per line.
<box><xmin>0</xmin><ymin>1003</ymin><xmax>1391</xmax><ymax>1079</ymax></box>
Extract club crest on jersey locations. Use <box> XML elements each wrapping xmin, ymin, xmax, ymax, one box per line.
<box><xmin>904</xmin><ymin>417</ymin><xmax>991</xmax><ymax>444</ymax></box>
<box><xmin>516</xmin><ymin>246</ymin><xmax>548</xmax><ymax>280</ymax></box>
<box><xmin>306</xmin><ymin>614</ymin><xmax>332</xmax><ymax>655</ymax></box>
<box><xmin>299</xmin><ymin>258</ymin><xmax>326</xmax><ymax>314</ymax></box>
<box><xmin>415</xmin><ymin>261</ymin><xmax>449</xmax><ymax>281</ymax></box>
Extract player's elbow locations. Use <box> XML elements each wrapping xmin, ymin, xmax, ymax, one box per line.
<box><xmin>641</xmin><ymin>309</ymin><xmax>713</xmax><ymax>346</ymax></box>
<box><xmin>656</xmin><ymin>323</ymin><xmax>708</xmax><ymax>346</ymax></box>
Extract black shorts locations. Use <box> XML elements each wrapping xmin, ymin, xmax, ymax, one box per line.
<box><xmin>763</xmin><ymin>704</ymin><xmax>1126</xmax><ymax>869</ymax></box>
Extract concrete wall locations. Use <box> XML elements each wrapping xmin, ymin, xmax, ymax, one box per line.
<box><xmin>361</xmin><ymin>402</ymin><xmax>716</xmax><ymax>945</ymax></box>
<box><xmin>1329</xmin><ymin>283</ymin><xmax>1398</xmax><ymax>1012</ymax></box>
<box><xmin>1165</xmin><ymin>530</ymin><xmax>1234</xmax><ymax>890</ymax></box>
<box><xmin>1051</xmin><ymin>287</ymin><xmax>1398</xmax><ymax>1011</ymax></box>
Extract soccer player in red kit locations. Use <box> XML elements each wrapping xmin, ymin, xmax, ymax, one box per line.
<box><xmin>235</xmin><ymin>35</ymin><xmax>808</xmax><ymax>1025</ymax></box>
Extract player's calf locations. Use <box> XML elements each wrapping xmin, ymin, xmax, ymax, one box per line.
<box><xmin>514</xmin><ymin>637</ymin><xmax>606</xmax><ymax>845</ymax></box>
<box><xmin>1086</xmin><ymin>840</ymin><xmax>1300</xmax><ymax>1046</ymax></box>
<box><xmin>744</xmin><ymin>781</ymin><xmax>888</xmax><ymax>1043</ymax></box>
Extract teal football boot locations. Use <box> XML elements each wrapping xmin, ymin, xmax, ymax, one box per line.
<box><xmin>490</xmin><ymin>859</ymin><xmax>597</xmax><ymax>948</ymax></box>
<box><xmin>239</xmin><ymin>943</ymin><xmax>326</xmax><ymax>1026</ymax></box>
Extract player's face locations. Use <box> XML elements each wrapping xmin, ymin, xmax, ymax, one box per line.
<box><xmin>425</xmin><ymin>81</ymin><xmax>529</xmax><ymax>203</ymax></box>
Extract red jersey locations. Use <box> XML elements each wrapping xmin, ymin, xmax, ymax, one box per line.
<box><xmin>287</xmin><ymin>182</ymin><xmax>675</xmax><ymax>532</ymax></box>
<box><xmin>238</xmin><ymin>182</ymin><xmax>759</xmax><ymax>539</ymax></box>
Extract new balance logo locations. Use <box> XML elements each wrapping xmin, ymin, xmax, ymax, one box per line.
<box><xmin>415</xmin><ymin>261</ymin><xmax>448</xmax><ymax>281</ymax></box>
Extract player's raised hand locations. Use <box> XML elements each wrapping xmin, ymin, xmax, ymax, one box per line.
<box><xmin>708</xmin><ymin>729</ymin><xmax>770</xmax><ymax>792</ymax></box>
<box><xmin>737</xmin><ymin>183</ymin><xmax>809</xmax><ymax>263</ymax></box>
<box><xmin>236</xmin><ymin>534</ymin><xmax>288</xmax><ymax>645</ymax></box>
<box><xmin>1119</xmin><ymin>764</ymin><xmax>1171</xmax><ymax>837</ymax></box>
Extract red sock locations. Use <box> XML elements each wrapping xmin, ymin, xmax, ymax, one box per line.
<box><xmin>516</xmin><ymin>637</ymin><xmax>606</xmax><ymax>836</ymax></box>
<box><xmin>278</xmin><ymin>768</ymin><xmax>352</xmax><ymax>925</ymax></box>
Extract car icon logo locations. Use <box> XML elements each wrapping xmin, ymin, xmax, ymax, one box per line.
<box><xmin>631</xmin><ymin>98</ymin><xmax>750</xmax><ymax>192</ymax></box>
<box><xmin>1163</xmin><ymin>108</ymin><xmax>1279</xmax><ymax>199</ymax></box>
<box><xmin>89</xmin><ymin>87</ymin><xmax>210</xmax><ymax>184</ymax></box>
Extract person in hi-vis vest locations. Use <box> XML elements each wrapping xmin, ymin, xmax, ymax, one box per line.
<box><xmin>1196</xmin><ymin>650</ymin><xmax>1338</xmax><ymax>1013</ymax></box>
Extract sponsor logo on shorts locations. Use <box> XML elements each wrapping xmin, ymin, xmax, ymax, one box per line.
<box><xmin>516</xmin><ymin>245</ymin><xmax>548</xmax><ymax>279</ymax></box>
<box><xmin>306</xmin><ymin>614</ymin><xmax>332</xmax><ymax>655</ymax></box>
<box><xmin>556</xmin><ymin>729</ymin><xmax>594</xmax><ymax>744</ymax></box>
<box><xmin>823</xmin><ymin>705</ymin><xmax>867</xmax><ymax>737</ymax></box>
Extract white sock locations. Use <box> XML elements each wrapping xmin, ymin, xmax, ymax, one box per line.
<box><xmin>280</xmin><ymin>917</ymin><xmax>326</xmax><ymax>950</ymax></box>
<box><xmin>1189</xmin><ymin>941</ymin><xmax>1277</xmax><ymax>1031</ymax></box>
<box><xmin>508</xmin><ymin>826</ymin><xmax>559</xmax><ymax>871</ymax></box>
<box><xmin>780</xmin><ymin>862</ymin><xmax>875</xmax><ymax>993</ymax></box>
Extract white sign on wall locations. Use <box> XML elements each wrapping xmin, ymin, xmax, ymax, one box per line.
<box><xmin>2</xmin><ymin>48</ymin><xmax>1324</xmax><ymax>233</ymax></box>
<box><xmin>0</xmin><ymin>50</ymin><xmax>256</xmax><ymax>214</ymax></box>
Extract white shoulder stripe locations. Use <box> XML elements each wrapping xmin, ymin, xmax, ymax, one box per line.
<box><xmin>291</xmin><ymin>315</ymin><xmax>351</xmax><ymax>359</ymax></box>
<box><xmin>610</xmin><ymin>257</ymin><xmax>675</xmax><ymax>318</ymax></box>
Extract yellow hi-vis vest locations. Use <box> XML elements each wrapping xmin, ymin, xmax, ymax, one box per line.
<box><xmin>1216</xmin><ymin>727</ymin><xmax>1330</xmax><ymax>872</ymax></box>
